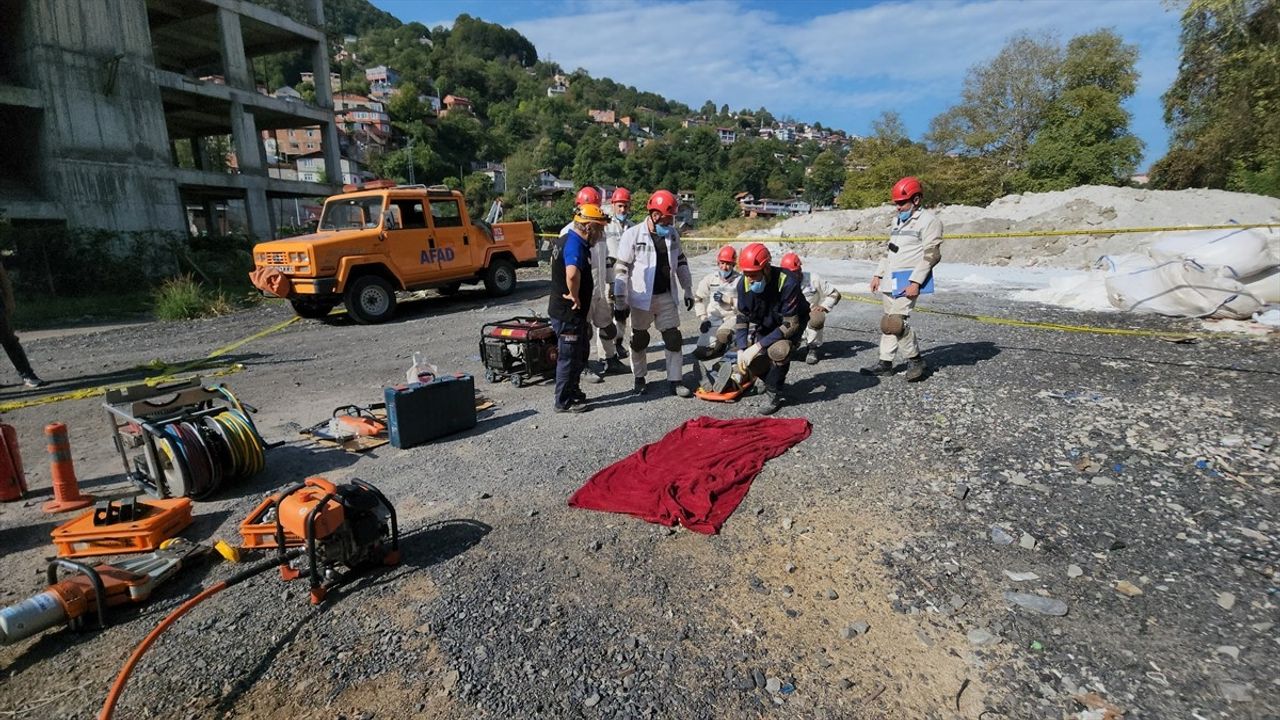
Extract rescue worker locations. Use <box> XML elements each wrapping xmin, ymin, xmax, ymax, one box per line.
<box><xmin>779</xmin><ymin>252</ymin><xmax>841</xmax><ymax>365</ymax></box>
<box><xmin>560</xmin><ymin>187</ymin><xmax>609</xmax><ymax>383</ymax></box>
<box><xmin>734</xmin><ymin>243</ymin><xmax>807</xmax><ymax>415</ymax></box>
<box><xmin>693</xmin><ymin>244</ymin><xmax>739</xmax><ymax>360</ymax></box>
<box><xmin>593</xmin><ymin>187</ymin><xmax>633</xmax><ymax>374</ymax></box>
<box><xmin>0</xmin><ymin>257</ymin><xmax>43</xmax><ymax>388</ymax></box>
<box><xmin>614</xmin><ymin>189</ymin><xmax>694</xmax><ymax>398</ymax></box>
<box><xmin>863</xmin><ymin>176</ymin><xmax>941</xmax><ymax>382</ymax></box>
<box><xmin>548</xmin><ymin>203</ymin><xmax>609</xmax><ymax>413</ymax></box>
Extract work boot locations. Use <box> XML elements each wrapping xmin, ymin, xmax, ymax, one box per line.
<box><xmin>804</xmin><ymin>347</ymin><xmax>819</xmax><ymax>365</ymax></box>
<box><xmin>20</xmin><ymin>373</ymin><xmax>45</xmax><ymax>388</ymax></box>
<box><xmin>860</xmin><ymin>359</ymin><xmax>894</xmax><ymax>376</ymax></box>
<box><xmin>605</xmin><ymin>357</ymin><xmax>629</xmax><ymax>375</ymax></box>
<box><xmin>571</xmin><ymin>388</ymin><xmax>587</xmax><ymax>403</ymax></box>
<box><xmin>585</xmin><ymin>363</ymin><xmax>605</xmax><ymax>383</ymax></box>
<box><xmin>554</xmin><ymin>401</ymin><xmax>590</xmax><ymax>414</ymax></box>
<box><xmin>633</xmin><ymin>378</ymin><xmax>647</xmax><ymax>396</ymax></box>
<box><xmin>614</xmin><ymin>339</ymin><xmax>628</xmax><ymax>359</ymax></box>
<box><xmin>904</xmin><ymin>356</ymin><xmax>928</xmax><ymax>382</ymax></box>
<box><xmin>668</xmin><ymin>381</ymin><xmax>692</xmax><ymax>398</ymax></box>
<box><xmin>760</xmin><ymin>386</ymin><xmax>782</xmax><ymax>415</ymax></box>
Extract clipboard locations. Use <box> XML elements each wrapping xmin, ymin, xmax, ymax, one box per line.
<box><xmin>891</xmin><ymin>270</ymin><xmax>934</xmax><ymax>296</ymax></box>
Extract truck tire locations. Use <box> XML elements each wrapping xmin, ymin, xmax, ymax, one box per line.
<box><xmin>344</xmin><ymin>274</ymin><xmax>397</xmax><ymax>324</ymax></box>
<box><xmin>290</xmin><ymin>298</ymin><xmax>338</xmax><ymax>320</ymax></box>
<box><xmin>483</xmin><ymin>257</ymin><xmax>517</xmax><ymax>297</ymax></box>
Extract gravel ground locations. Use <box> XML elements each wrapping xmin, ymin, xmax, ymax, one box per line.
<box><xmin>0</xmin><ymin>269</ymin><xmax>1276</xmax><ymax>720</ymax></box>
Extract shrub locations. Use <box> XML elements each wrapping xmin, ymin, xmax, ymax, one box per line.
<box><xmin>152</xmin><ymin>274</ymin><xmax>234</xmax><ymax>321</ymax></box>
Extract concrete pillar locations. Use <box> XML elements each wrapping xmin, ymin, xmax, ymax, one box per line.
<box><xmin>305</xmin><ymin>1</ymin><xmax>342</xmax><ymax>188</ymax></box>
<box><xmin>229</xmin><ymin>101</ymin><xmax>270</xmax><ymax>238</ymax></box>
<box><xmin>216</xmin><ymin>8</ymin><xmax>252</xmax><ymax>91</ymax></box>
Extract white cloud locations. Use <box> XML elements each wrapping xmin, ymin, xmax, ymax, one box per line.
<box><xmin>512</xmin><ymin>0</ymin><xmax>1181</xmax><ymax>134</ymax></box>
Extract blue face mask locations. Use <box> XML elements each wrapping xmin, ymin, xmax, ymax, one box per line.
<box><xmin>653</xmin><ymin>223</ymin><xmax>671</xmax><ymax>238</ymax></box>
<box><xmin>748</xmin><ymin>280</ymin><xmax>766</xmax><ymax>294</ymax></box>
<box><xmin>719</xmin><ymin>268</ymin><xmax>733</xmax><ymax>279</ymax></box>
<box><xmin>898</xmin><ymin>209</ymin><xmax>914</xmax><ymax>223</ymax></box>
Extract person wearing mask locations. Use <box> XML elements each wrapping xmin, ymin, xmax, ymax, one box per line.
<box><xmin>613</xmin><ymin>189</ymin><xmax>694</xmax><ymax>398</ymax></box>
<box><xmin>548</xmin><ymin>203</ymin><xmax>609</xmax><ymax>413</ymax></box>
<box><xmin>0</xmin><ymin>258</ymin><xmax>44</xmax><ymax>388</ymax></box>
<box><xmin>693</xmin><ymin>244</ymin><xmax>739</xmax><ymax>360</ymax></box>
<box><xmin>734</xmin><ymin>243</ymin><xmax>807</xmax><ymax>415</ymax></box>
<box><xmin>590</xmin><ymin>187</ymin><xmax>633</xmax><ymax>375</ymax></box>
<box><xmin>778</xmin><ymin>252</ymin><xmax>841</xmax><ymax>365</ymax></box>
<box><xmin>863</xmin><ymin>176</ymin><xmax>942</xmax><ymax>382</ymax></box>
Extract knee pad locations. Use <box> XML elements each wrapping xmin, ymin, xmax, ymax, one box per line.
<box><xmin>598</xmin><ymin>323</ymin><xmax>617</xmax><ymax>340</ymax></box>
<box><xmin>880</xmin><ymin>314</ymin><xmax>907</xmax><ymax>337</ymax></box>
<box><xmin>629</xmin><ymin>329</ymin><xmax>650</xmax><ymax>351</ymax></box>
<box><xmin>613</xmin><ymin>308</ymin><xmax>630</xmax><ymax>322</ymax></box>
<box><xmin>808</xmin><ymin>314</ymin><xmax>826</xmax><ymax>330</ymax></box>
<box><xmin>661</xmin><ymin>328</ymin><xmax>682</xmax><ymax>352</ymax></box>
<box><xmin>767</xmin><ymin>340</ymin><xmax>791</xmax><ymax>363</ymax></box>
<box><xmin>746</xmin><ymin>353</ymin><xmax>771</xmax><ymax>377</ymax></box>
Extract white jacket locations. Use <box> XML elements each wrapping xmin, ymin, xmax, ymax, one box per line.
<box><xmin>874</xmin><ymin>209</ymin><xmax>943</xmax><ymax>286</ymax></box>
<box><xmin>604</xmin><ymin>214</ymin><xmax>631</xmax><ymax>259</ymax></box>
<box><xmin>613</xmin><ymin>222</ymin><xmax>693</xmax><ymax>312</ymax></box>
<box><xmin>694</xmin><ymin>270</ymin><xmax>739</xmax><ymax>319</ymax></box>
<box><xmin>799</xmin><ymin>271</ymin><xmax>841</xmax><ymax>311</ymax></box>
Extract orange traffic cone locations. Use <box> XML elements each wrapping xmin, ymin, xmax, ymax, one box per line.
<box><xmin>42</xmin><ymin>423</ymin><xmax>93</xmax><ymax>513</ymax></box>
<box><xmin>0</xmin><ymin>423</ymin><xmax>26</xmax><ymax>502</ymax></box>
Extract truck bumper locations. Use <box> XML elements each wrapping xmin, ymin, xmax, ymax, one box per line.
<box><xmin>289</xmin><ymin>278</ymin><xmax>339</xmax><ymax>297</ymax></box>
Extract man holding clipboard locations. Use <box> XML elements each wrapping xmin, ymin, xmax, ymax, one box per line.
<box><xmin>862</xmin><ymin>176</ymin><xmax>942</xmax><ymax>382</ymax></box>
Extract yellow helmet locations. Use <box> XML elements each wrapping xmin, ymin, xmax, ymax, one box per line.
<box><xmin>574</xmin><ymin>203</ymin><xmax>608</xmax><ymax>225</ymax></box>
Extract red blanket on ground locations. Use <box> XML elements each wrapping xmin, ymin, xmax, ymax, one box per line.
<box><xmin>568</xmin><ymin>416</ymin><xmax>812</xmax><ymax>534</ymax></box>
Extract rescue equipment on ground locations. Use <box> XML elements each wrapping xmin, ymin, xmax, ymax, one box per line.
<box><xmin>385</xmin><ymin>373</ymin><xmax>477</xmax><ymax>449</ymax></box>
<box><xmin>51</xmin><ymin>497</ymin><xmax>193</xmax><ymax>559</ymax></box>
<box><xmin>693</xmin><ymin>352</ymin><xmax>755</xmax><ymax>402</ymax></box>
<box><xmin>103</xmin><ymin>379</ymin><xmax>266</xmax><ymax>499</ymax></box>
<box><xmin>479</xmin><ymin>316</ymin><xmax>557</xmax><ymax>387</ymax></box>
<box><xmin>0</xmin><ymin>422</ymin><xmax>27</xmax><ymax>502</ymax></box>
<box><xmin>0</xmin><ymin>539</ymin><xmax>208</xmax><ymax>646</ymax></box>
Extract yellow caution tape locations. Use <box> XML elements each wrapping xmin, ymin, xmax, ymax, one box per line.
<box><xmin>0</xmin><ymin>316</ymin><xmax>301</xmax><ymax>413</ymax></box>
<box><xmin>842</xmin><ymin>294</ymin><xmax>1219</xmax><ymax>340</ymax></box>
<box><xmin>537</xmin><ymin>222</ymin><xmax>1280</xmax><ymax>243</ymax></box>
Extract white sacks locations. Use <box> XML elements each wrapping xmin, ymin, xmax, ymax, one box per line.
<box><xmin>1104</xmin><ymin>228</ymin><xmax>1278</xmax><ymax>319</ymax></box>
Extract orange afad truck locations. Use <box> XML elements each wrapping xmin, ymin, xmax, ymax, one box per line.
<box><xmin>251</xmin><ymin>182</ymin><xmax>538</xmax><ymax>324</ymax></box>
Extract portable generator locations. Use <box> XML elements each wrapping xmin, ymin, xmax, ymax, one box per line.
<box><xmin>272</xmin><ymin>477</ymin><xmax>400</xmax><ymax>604</ymax></box>
<box><xmin>479</xmin><ymin>316</ymin><xmax>557</xmax><ymax>387</ymax></box>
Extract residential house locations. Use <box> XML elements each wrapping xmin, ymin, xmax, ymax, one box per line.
<box><xmin>272</xmin><ymin>126</ymin><xmax>325</xmax><ymax>158</ymax></box>
<box><xmin>365</xmin><ymin>65</ymin><xmax>399</xmax><ymax>98</ymax></box>
<box><xmin>333</xmin><ymin>93</ymin><xmax>390</xmax><ymax>134</ymax></box>
<box><xmin>682</xmin><ymin>117</ymin><xmax>706</xmax><ymax>129</ymax></box>
<box><xmin>296</xmin><ymin>151</ymin><xmax>367</xmax><ymax>186</ymax></box>
<box><xmin>422</xmin><ymin>95</ymin><xmax>442</xmax><ymax>113</ymax></box>
<box><xmin>473</xmin><ymin>162</ymin><xmax>507</xmax><ymax>193</ymax></box>
<box><xmin>618</xmin><ymin>139</ymin><xmax>636</xmax><ymax>155</ymax></box>
<box><xmin>299</xmin><ymin>71</ymin><xmax>341</xmax><ymax>92</ymax></box>
<box><xmin>717</xmin><ymin>127</ymin><xmax>737</xmax><ymax>145</ymax></box>
<box><xmin>774</xmin><ymin>125</ymin><xmax>796</xmax><ymax>143</ymax></box>
<box><xmin>735</xmin><ymin>193</ymin><xmax>812</xmax><ymax>218</ymax></box>
<box><xmin>440</xmin><ymin>94</ymin><xmax>473</xmax><ymax>117</ymax></box>
<box><xmin>546</xmin><ymin>83</ymin><xmax>567</xmax><ymax>98</ymax></box>
<box><xmin>333</xmin><ymin>46</ymin><xmax>357</xmax><ymax>64</ymax></box>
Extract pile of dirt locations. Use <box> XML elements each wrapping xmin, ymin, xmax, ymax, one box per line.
<box><xmin>739</xmin><ymin>185</ymin><xmax>1280</xmax><ymax>269</ymax></box>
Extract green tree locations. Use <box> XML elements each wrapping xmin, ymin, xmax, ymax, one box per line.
<box><xmin>1022</xmin><ymin>30</ymin><xmax>1143</xmax><ymax>189</ymax></box>
<box><xmin>839</xmin><ymin>112</ymin><xmax>928</xmax><ymax>208</ymax></box>
<box><xmin>804</xmin><ymin>149</ymin><xmax>846</xmax><ymax>206</ymax></box>
<box><xmin>1152</xmin><ymin>0</ymin><xmax>1280</xmax><ymax>195</ymax></box>
<box><xmin>926</xmin><ymin>32</ymin><xmax>1063</xmax><ymax>167</ymax></box>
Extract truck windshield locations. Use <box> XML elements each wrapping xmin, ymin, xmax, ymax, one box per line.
<box><xmin>319</xmin><ymin>197</ymin><xmax>384</xmax><ymax>230</ymax></box>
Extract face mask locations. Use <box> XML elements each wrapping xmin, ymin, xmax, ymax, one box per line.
<box><xmin>654</xmin><ymin>223</ymin><xmax>671</xmax><ymax>238</ymax></box>
<box><xmin>898</xmin><ymin>209</ymin><xmax>913</xmax><ymax>223</ymax></box>
<box><xmin>719</xmin><ymin>268</ymin><xmax>733</xmax><ymax>279</ymax></box>
<box><xmin>748</xmin><ymin>280</ymin><xmax>765</xmax><ymax>294</ymax></box>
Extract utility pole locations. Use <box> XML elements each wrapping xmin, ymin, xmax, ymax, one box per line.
<box><xmin>406</xmin><ymin>135</ymin><xmax>415</xmax><ymax>185</ymax></box>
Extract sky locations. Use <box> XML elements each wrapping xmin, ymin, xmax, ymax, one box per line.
<box><xmin>369</xmin><ymin>0</ymin><xmax>1184</xmax><ymax>170</ymax></box>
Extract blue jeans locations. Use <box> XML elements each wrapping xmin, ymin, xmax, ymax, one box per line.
<box><xmin>550</xmin><ymin>316</ymin><xmax>589</xmax><ymax>408</ymax></box>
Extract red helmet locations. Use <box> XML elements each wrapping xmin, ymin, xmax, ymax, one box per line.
<box><xmin>780</xmin><ymin>252</ymin><xmax>801</xmax><ymax>272</ymax></box>
<box><xmin>610</xmin><ymin>187</ymin><xmax>631</xmax><ymax>203</ymax></box>
<box><xmin>739</xmin><ymin>243</ymin><xmax>771</xmax><ymax>273</ymax></box>
<box><xmin>575</xmin><ymin>187</ymin><xmax>601</xmax><ymax>206</ymax></box>
<box><xmin>647</xmin><ymin>189</ymin><xmax>678</xmax><ymax>217</ymax></box>
<box><xmin>891</xmin><ymin>176</ymin><xmax>923</xmax><ymax>203</ymax></box>
<box><xmin>716</xmin><ymin>245</ymin><xmax>737</xmax><ymax>263</ymax></box>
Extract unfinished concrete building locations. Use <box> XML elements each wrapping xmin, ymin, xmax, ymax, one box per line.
<box><xmin>0</xmin><ymin>0</ymin><xmax>342</xmax><ymax>239</ymax></box>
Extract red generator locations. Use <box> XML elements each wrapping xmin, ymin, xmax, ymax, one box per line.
<box><xmin>480</xmin><ymin>317</ymin><xmax>557</xmax><ymax>387</ymax></box>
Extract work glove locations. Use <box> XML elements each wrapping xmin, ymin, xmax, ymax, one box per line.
<box><xmin>699</xmin><ymin>319</ymin><xmax>712</xmax><ymax>334</ymax></box>
<box><xmin>684</xmin><ymin>296</ymin><xmax>694</xmax><ymax>312</ymax></box>
<box><xmin>712</xmin><ymin>291</ymin><xmax>723</xmax><ymax>304</ymax></box>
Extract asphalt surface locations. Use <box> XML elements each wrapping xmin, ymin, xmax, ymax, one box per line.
<box><xmin>0</xmin><ymin>271</ymin><xmax>1276</xmax><ymax>719</ymax></box>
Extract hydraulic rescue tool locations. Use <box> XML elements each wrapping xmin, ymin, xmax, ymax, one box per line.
<box><xmin>0</xmin><ymin>540</ymin><xmax>207</xmax><ymax>645</ymax></box>
<box><xmin>273</xmin><ymin>476</ymin><xmax>401</xmax><ymax>604</ymax></box>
